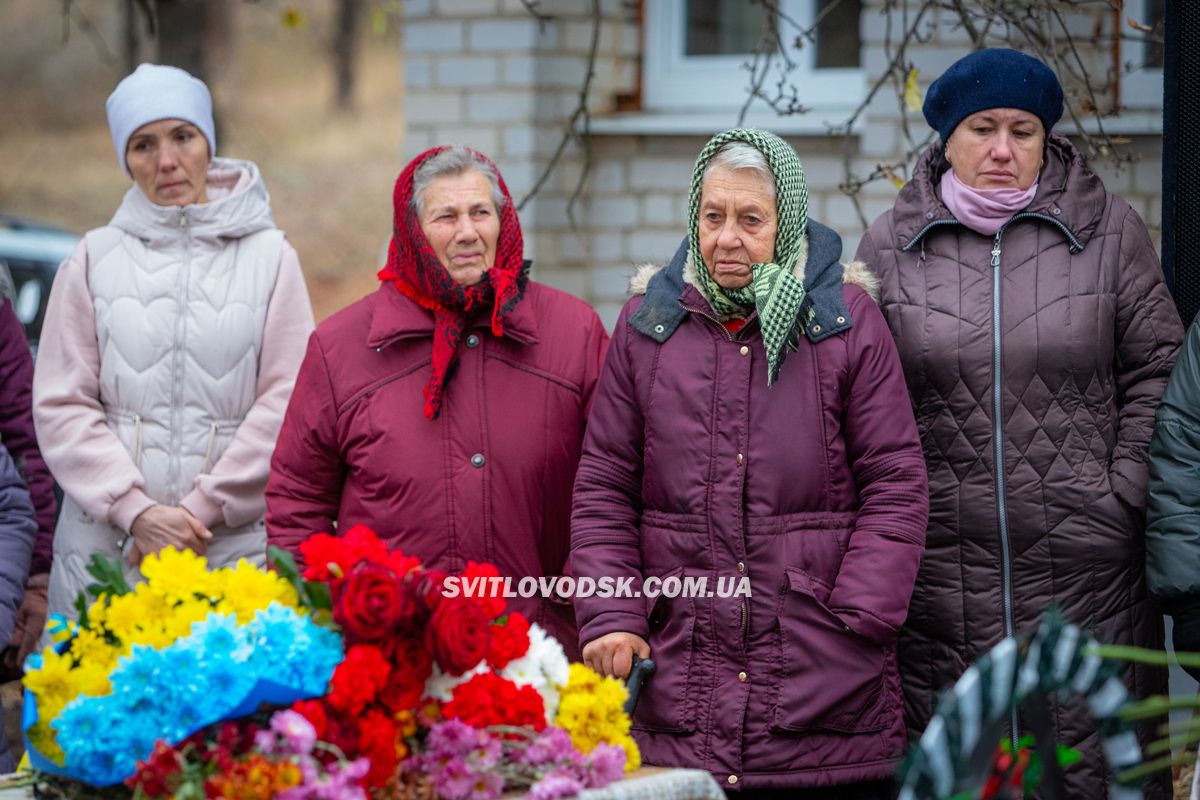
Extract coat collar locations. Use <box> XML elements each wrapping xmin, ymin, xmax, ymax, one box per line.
<box><xmin>894</xmin><ymin>133</ymin><xmax>1106</xmax><ymax>253</ymax></box>
<box><xmin>365</xmin><ymin>280</ymin><xmax>540</xmax><ymax>349</ymax></box>
<box><xmin>629</xmin><ymin>219</ymin><xmax>853</xmax><ymax>345</ymax></box>
<box><xmin>109</xmin><ymin>157</ymin><xmax>276</xmax><ymax>247</ymax></box>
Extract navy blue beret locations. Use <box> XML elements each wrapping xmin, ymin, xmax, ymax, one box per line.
<box><xmin>922</xmin><ymin>48</ymin><xmax>1064</xmax><ymax>144</ymax></box>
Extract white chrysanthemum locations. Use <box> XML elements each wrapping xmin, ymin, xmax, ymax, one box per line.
<box><xmin>422</xmin><ymin>659</ymin><xmax>489</xmax><ymax>702</ymax></box>
<box><xmin>500</xmin><ymin>623</ymin><xmax>570</xmax><ymax>721</ymax></box>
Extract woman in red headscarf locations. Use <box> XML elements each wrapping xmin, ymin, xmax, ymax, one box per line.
<box><xmin>265</xmin><ymin>146</ymin><xmax>609</xmax><ymax>655</ymax></box>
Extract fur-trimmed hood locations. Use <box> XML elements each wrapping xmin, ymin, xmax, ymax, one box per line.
<box><xmin>628</xmin><ymin>254</ymin><xmax>880</xmax><ymax>302</ymax></box>
<box><xmin>626</xmin><ymin>220</ymin><xmax>876</xmax><ymax>346</ymax></box>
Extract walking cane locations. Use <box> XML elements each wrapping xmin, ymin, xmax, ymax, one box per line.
<box><xmin>624</xmin><ymin>654</ymin><xmax>656</xmax><ymax>715</ymax></box>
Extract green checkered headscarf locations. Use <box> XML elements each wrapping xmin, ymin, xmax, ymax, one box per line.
<box><xmin>688</xmin><ymin>128</ymin><xmax>809</xmax><ymax>385</ymax></box>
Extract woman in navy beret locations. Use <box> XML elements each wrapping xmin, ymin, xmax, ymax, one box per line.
<box><xmin>856</xmin><ymin>48</ymin><xmax>1182</xmax><ymax>798</ymax></box>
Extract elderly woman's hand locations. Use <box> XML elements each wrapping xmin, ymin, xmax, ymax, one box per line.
<box><xmin>583</xmin><ymin>631</ymin><xmax>650</xmax><ymax>680</ymax></box>
<box><xmin>128</xmin><ymin>504</ymin><xmax>213</xmax><ymax>565</ymax></box>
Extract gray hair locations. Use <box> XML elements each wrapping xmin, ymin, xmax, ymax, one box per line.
<box><xmin>702</xmin><ymin>142</ymin><xmax>777</xmax><ymax>199</ymax></box>
<box><xmin>411</xmin><ymin>145</ymin><xmax>507</xmax><ymax>217</ymax></box>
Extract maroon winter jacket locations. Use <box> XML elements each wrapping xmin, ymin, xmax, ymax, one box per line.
<box><xmin>856</xmin><ymin>134</ymin><xmax>1183</xmax><ymax>800</ymax></box>
<box><xmin>266</xmin><ymin>281</ymin><xmax>608</xmax><ymax>656</ymax></box>
<box><xmin>571</xmin><ymin>228</ymin><xmax>929</xmax><ymax>790</ymax></box>
<box><xmin>0</xmin><ymin>299</ymin><xmax>55</xmax><ymax>575</ymax></box>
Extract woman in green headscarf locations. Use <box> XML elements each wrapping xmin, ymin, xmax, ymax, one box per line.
<box><xmin>570</xmin><ymin>129</ymin><xmax>929</xmax><ymax>796</ymax></box>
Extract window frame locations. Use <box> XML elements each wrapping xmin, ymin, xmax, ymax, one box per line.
<box><xmin>1120</xmin><ymin>0</ymin><xmax>1164</xmax><ymax>111</ymax></box>
<box><xmin>642</xmin><ymin>0</ymin><xmax>864</xmax><ymax>116</ymax></box>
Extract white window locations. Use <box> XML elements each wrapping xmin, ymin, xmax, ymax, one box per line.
<box><xmin>1121</xmin><ymin>0</ymin><xmax>1164</xmax><ymax>110</ymax></box>
<box><xmin>643</xmin><ymin>0</ymin><xmax>864</xmax><ymax>119</ymax></box>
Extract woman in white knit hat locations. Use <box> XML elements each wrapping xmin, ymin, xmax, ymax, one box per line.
<box><xmin>32</xmin><ymin>63</ymin><xmax>314</xmax><ymax>634</ymax></box>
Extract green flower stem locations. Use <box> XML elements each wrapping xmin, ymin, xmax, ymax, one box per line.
<box><xmin>1116</xmin><ymin>695</ymin><xmax>1200</xmax><ymax>722</ymax></box>
<box><xmin>1115</xmin><ymin>749</ymin><xmax>1194</xmax><ymax>784</ymax></box>
<box><xmin>1089</xmin><ymin>643</ymin><xmax>1200</xmax><ymax>669</ymax></box>
<box><xmin>1142</xmin><ymin>727</ymin><xmax>1200</xmax><ymax>757</ymax></box>
<box><xmin>1157</xmin><ymin>717</ymin><xmax>1200</xmax><ymax>736</ymax></box>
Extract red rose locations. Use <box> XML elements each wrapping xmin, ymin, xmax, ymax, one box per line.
<box><xmin>379</xmin><ymin>633</ymin><xmax>433</xmax><ymax>712</ymax></box>
<box><xmin>426</xmin><ymin>596</ymin><xmax>491</xmax><ymax>675</ymax></box>
<box><xmin>333</xmin><ymin>563</ymin><xmax>412</xmax><ymax>642</ymax></box>
<box><xmin>487</xmin><ymin>612</ymin><xmax>531</xmax><ymax>669</ymax></box>
<box><xmin>418</xmin><ymin>568</ymin><xmax>450</xmax><ymax>611</ymax></box>
<box><xmin>460</xmin><ymin>561</ymin><xmax>507</xmax><ymax>619</ymax></box>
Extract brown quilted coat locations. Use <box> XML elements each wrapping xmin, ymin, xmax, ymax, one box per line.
<box><xmin>856</xmin><ymin>134</ymin><xmax>1183</xmax><ymax>799</ymax></box>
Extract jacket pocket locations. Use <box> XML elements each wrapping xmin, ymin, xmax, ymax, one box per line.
<box><xmin>105</xmin><ymin>409</ymin><xmax>144</xmax><ymax>468</ymax></box>
<box><xmin>201</xmin><ymin>419</ymin><xmax>242</xmax><ymax>474</ymax></box>
<box><xmin>631</xmin><ymin>566</ymin><xmax>698</xmax><ymax>734</ymax></box>
<box><xmin>770</xmin><ymin>567</ymin><xmax>888</xmax><ymax>734</ymax></box>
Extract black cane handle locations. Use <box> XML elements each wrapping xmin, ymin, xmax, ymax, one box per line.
<box><xmin>624</xmin><ymin>654</ymin><xmax>656</xmax><ymax>715</ymax></box>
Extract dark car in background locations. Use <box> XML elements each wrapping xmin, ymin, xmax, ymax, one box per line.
<box><xmin>0</xmin><ymin>215</ymin><xmax>78</xmax><ymax>356</ymax></box>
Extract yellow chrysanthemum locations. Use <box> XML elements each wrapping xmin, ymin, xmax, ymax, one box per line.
<box><xmin>171</xmin><ymin>597</ymin><xmax>218</xmax><ymax>630</ymax></box>
<box><xmin>566</xmin><ymin>662</ymin><xmax>600</xmax><ymax>691</ymax></box>
<box><xmin>23</xmin><ymin>648</ymin><xmax>76</xmax><ymax>710</ymax></box>
<box><xmin>101</xmin><ymin>592</ymin><xmax>149</xmax><ymax>643</ymax></box>
<box><xmin>68</xmin><ymin>628</ymin><xmax>119</xmax><ymax>674</ymax></box>
<box><xmin>128</xmin><ymin>622</ymin><xmax>176</xmax><ymax>651</ymax></box>
<box><xmin>26</xmin><ymin>721</ymin><xmax>64</xmax><ymax>764</ymax></box>
<box><xmin>618</xmin><ymin>734</ymin><xmax>641</xmax><ymax>771</ymax></box>
<box><xmin>216</xmin><ymin>560</ymin><xmax>299</xmax><ymax>621</ymax></box>
<box><xmin>554</xmin><ymin>663</ymin><xmax>641</xmax><ymax>771</ymax></box>
<box><xmin>70</xmin><ymin>661</ymin><xmax>112</xmax><ymax>698</ymax></box>
<box><xmin>140</xmin><ymin>547</ymin><xmax>215</xmax><ymax>602</ymax></box>
<box><xmin>84</xmin><ymin>598</ymin><xmax>107</xmax><ymax>629</ymax></box>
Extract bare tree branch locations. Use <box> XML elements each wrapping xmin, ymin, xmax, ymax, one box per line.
<box><xmin>517</xmin><ymin>0</ymin><xmax>601</xmax><ymax>228</ymax></box>
<box><xmin>519</xmin><ymin>0</ymin><xmax>555</xmax><ymax>33</ymax></box>
<box><xmin>60</xmin><ymin>0</ymin><xmax>118</xmax><ymax>64</ymax></box>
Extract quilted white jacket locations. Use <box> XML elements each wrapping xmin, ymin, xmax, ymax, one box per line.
<box><xmin>33</xmin><ymin>158</ymin><xmax>314</xmax><ymax>624</ymax></box>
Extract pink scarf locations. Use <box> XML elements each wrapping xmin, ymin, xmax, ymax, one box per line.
<box><xmin>939</xmin><ymin>168</ymin><xmax>1038</xmax><ymax>235</ymax></box>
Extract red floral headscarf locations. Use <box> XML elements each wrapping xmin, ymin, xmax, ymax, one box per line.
<box><xmin>377</xmin><ymin>146</ymin><xmax>529</xmax><ymax>419</ymax></box>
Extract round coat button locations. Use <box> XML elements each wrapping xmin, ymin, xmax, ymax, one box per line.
<box><xmin>738</xmin><ymin>671</ymin><xmax>748</xmax><ymax>683</ymax></box>
<box><xmin>739</xmin><ymin>346</ymin><xmax>749</xmax><ymax>356</ymax></box>
<box><xmin>471</xmin><ymin>453</ymin><xmax>485</xmax><ymax>467</ymax></box>
<box><xmin>737</xmin><ymin>561</ymin><xmax>745</xmax><ymax>573</ymax></box>
<box><xmin>728</xmin><ymin>776</ymin><xmax>738</xmax><ymax>785</ymax></box>
<box><xmin>466</xmin><ymin>334</ymin><xmax>480</xmax><ymax>348</ymax></box>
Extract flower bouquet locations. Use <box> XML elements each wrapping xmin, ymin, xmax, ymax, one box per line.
<box><xmin>20</xmin><ymin>525</ymin><xmax>639</xmax><ymax>800</ymax></box>
<box><xmin>23</xmin><ymin>548</ymin><xmax>343</xmax><ymax>787</ymax></box>
<box><xmin>269</xmin><ymin>524</ymin><xmax>639</xmax><ymax>799</ymax></box>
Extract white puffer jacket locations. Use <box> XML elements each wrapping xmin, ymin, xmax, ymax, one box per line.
<box><xmin>34</xmin><ymin>158</ymin><xmax>314</xmax><ymax>626</ymax></box>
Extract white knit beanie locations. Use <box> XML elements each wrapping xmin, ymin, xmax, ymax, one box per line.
<box><xmin>105</xmin><ymin>63</ymin><xmax>216</xmax><ymax>174</ymax></box>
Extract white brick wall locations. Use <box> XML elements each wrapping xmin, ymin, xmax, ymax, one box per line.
<box><xmin>403</xmin><ymin>20</ymin><xmax>465</xmax><ymax>53</ymax></box>
<box><xmin>402</xmin><ymin>0</ymin><xmax>1164</xmax><ymax>324</ymax></box>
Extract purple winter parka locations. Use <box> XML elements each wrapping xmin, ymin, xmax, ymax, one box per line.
<box><xmin>855</xmin><ymin>133</ymin><xmax>1183</xmax><ymax>800</ymax></box>
<box><xmin>571</xmin><ymin>222</ymin><xmax>930</xmax><ymax>790</ymax></box>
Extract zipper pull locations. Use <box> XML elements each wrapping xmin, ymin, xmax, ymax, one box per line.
<box><xmin>179</xmin><ymin>209</ymin><xmax>188</xmax><ymax>229</ymax></box>
<box><xmin>991</xmin><ymin>232</ymin><xmax>1002</xmax><ymax>268</ymax></box>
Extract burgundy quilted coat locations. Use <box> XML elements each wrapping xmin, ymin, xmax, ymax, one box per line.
<box><xmin>572</xmin><ymin>223</ymin><xmax>929</xmax><ymax>791</ymax></box>
<box><xmin>855</xmin><ymin>133</ymin><xmax>1183</xmax><ymax>799</ymax></box>
<box><xmin>266</xmin><ymin>281</ymin><xmax>608</xmax><ymax>657</ymax></box>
